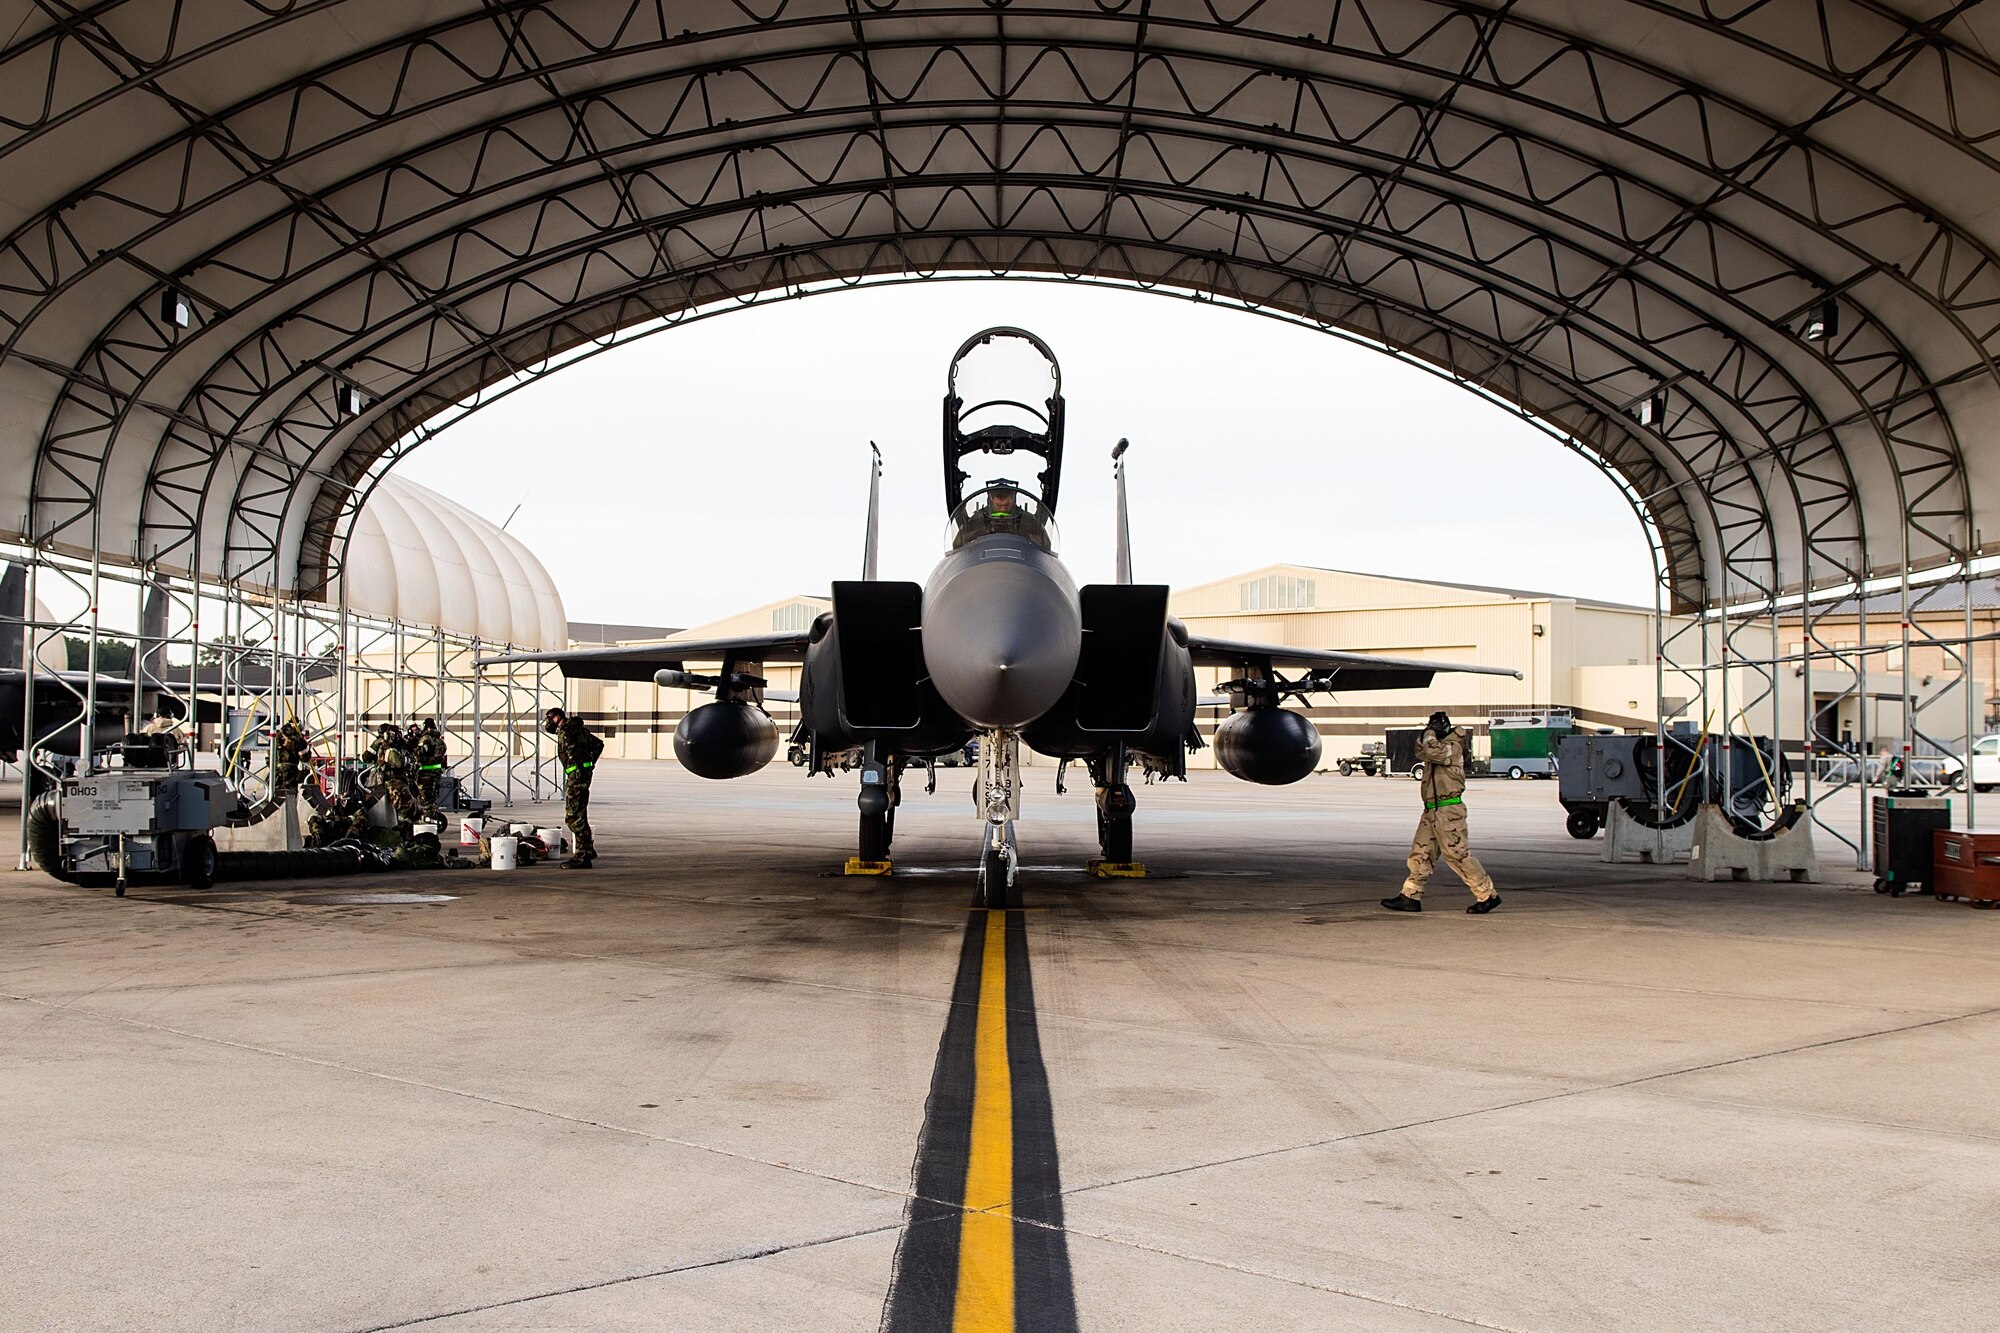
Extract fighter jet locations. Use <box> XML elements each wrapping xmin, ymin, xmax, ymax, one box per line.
<box><xmin>483</xmin><ymin>328</ymin><xmax>1519</xmax><ymax>906</ymax></box>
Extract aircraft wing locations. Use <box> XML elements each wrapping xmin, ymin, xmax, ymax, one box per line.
<box><xmin>476</xmin><ymin>631</ymin><xmax>814</xmax><ymax>682</ymax></box>
<box><xmin>0</xmin><ymin>665</ymin><xmax>323</xmax><ymax>692</ymax></box>
<box><xmin>1186</xmin><ymin>636</ymin><xmax>1521</xmax><ymax>692</ymax></box>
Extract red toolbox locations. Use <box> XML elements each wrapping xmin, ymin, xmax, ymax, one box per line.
<box><xmin>1932</xmin><ymin>831</ymin><xmax>2000</xmax><ymax>908</ymax></box>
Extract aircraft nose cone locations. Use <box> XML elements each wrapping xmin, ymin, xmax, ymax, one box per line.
<box><xmin>923</xmin><ymin>541</ymin><xmax>1081</xmax><ymax>730</ymax></box>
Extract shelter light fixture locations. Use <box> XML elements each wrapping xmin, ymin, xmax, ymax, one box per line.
<box><xmin>1629</xmin><ymin>389</ymin><xmax>1669</xmax><ymax>430</ymax></box>
<box><xmin>335</xmin><ymin>382</ymin><xmax>371</xmax><ymax>417</ymax></box>
<box><xmin>1802</xmin><ymin>297</ymin><xmax>1839</xmax><ymax>343</ymax></box>
<box><xmin>160</xmin><ymin>288</ymin><xmax>194</xmax><ymax>329</ymax></box>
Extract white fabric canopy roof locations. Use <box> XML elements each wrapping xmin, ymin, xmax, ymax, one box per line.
<box><xmin>335</xmin><ymin>474</ymin><xmax>566</xmax><ymax>652</ymax></box>
<box><xmin>0</xmin><ymin>2</ymin><xmax>1994</xmax><ymax>614</ymax></box>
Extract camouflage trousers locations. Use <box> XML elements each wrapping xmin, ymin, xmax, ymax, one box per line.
<box><xmin>565</xmin><ymin>770</ymin><xmax>595</xmax><ymax>857</ymax></box>
<box><xmin>272</xmin><ymin>763</ymin><xmax>301</xmax><ymax>799</ymax></box>
<box><xmin>420</xmin><ymin>771</ymin><xmax>443</xmax><ymax>820</ymax></box>
<box><xmin>308</xmin><ymin>812</ymin><xmax>367</xmax><ymax>847</ymax></box>
<box><xmin>1403</xmin><ymin>803</ymin><xmax>1494</xmax><ymax>901</ymax></box>
<box><xmin>383</xmin><ymin>775</ymin><xmax>420</xmax><ymax>826</ymax></box>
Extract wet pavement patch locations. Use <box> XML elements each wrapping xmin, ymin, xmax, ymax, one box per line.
<box><xmin>285</xmin><ymin>892</ymin><xmax>458</xmax><ymax>905</ymax></box>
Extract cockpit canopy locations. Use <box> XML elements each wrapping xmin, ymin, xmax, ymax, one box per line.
<box><xmin>946</xmin><ymin>481</ymin><xmax>1060</xmax><ymax>553</ymax></box>
<box><xmin>943</xmin><ymin>327</ymin><xmax>1065</xmax><ymax>515</ymax></box>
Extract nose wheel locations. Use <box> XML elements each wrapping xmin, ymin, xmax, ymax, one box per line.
<box><xmin>978</xmin><ymin>827</ymin><xmax>1018</xmax><ymax>909</ymax></box>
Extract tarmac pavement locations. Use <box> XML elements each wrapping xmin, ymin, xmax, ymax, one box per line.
<box><xmin>3</xmin><ymin>762</ymin><xmax>1996</xmax><ymax>1331</ymax></box>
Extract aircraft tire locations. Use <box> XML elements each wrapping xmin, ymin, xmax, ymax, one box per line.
<box><xmin>1097</xmin><ymin>809</ymin><xmax>1134</xmax><ymax>864</ymax></box>
<box><xmin>859</xmin><ymin>810</ymin><xmax>889</xmax><ymax>863</ymax></box>
<box><xmin>979</xmin><ymin>846</ymin><xmax>1013</xmax><ymax>910</ymax></box>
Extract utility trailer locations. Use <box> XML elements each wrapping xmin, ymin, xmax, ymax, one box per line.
<box><xmin>1487</xmin><ymin>709</ymin><xmax>1572</xmax><ymax>780</ymax></box>
<box><xmin>1386</xmin><ymin>726</ymin><xmax>1489</xmax><ymax>782</ymax></box>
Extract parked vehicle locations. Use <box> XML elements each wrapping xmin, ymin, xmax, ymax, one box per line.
<box><xmin>1941</xmin><ymin>734</ymin><xmax>2000</xmax><ymax>792</ymax></box>
<box><xmin>1336</xmin><ymin>741</ymin><xmax>1387</xmax><ymax>776</ymax></box>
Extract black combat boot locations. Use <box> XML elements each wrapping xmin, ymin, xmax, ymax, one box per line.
<box><xmin>1466</xmin><ymin>895</ymin><xmax>1502</xmax><ymax>914</ymax></box>
<box><xmin>561</xmin><ymin>854</ymin><xmax>594</xmax><ymax>870</ymax></box>
<box><xmin>1379</xmin><ymin>894</ymin><xmax>1422</xmax><ymax>912</ymax></box>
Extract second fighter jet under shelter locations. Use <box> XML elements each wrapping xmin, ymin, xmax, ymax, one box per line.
<box><xmin>484</xmin><ymin>328</ymin><xmax>1518</xmax><ymax>907</ymax></box>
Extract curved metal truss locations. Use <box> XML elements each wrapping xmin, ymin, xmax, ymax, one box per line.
<box><xmin>2</xmin><ymin>2</ymin><xmax>1997</xmax><ymax>858</ymax></box>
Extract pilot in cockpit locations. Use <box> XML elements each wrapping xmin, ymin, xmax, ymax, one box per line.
<box><xmin>985</xmin><ymin>483</ymin><xmax>1019</xmax><ymax>525</ymax></box>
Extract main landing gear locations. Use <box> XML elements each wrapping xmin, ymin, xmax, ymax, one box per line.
<box><xmin>1088</xmin><ymin>744</ymin><xmax>1145</xmax><ymax>878</ymax></box>
<box><xmin>846</xmin><ymin>744</ymin><xmax>898</xmax><ymax>876</ymax></box>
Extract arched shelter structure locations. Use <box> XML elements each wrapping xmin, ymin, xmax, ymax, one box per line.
<box><xmin>2</xmin><ymin>1</ymin><xmax>1998</xmax><ymax>855</ymax></box>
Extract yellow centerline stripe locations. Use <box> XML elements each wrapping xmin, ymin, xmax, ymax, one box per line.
<box><xmin>952</xmin><ymin>910</ymin><xmax>1015</xmax><ymax>1332</ymax></box>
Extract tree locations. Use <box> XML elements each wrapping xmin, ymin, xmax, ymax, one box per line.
<box><xmin>63</xmin><ymin>635</ymin><xmax>134</xmax><ymax>674</ymax></box>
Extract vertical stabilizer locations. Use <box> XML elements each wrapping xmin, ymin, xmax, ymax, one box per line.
<box><xmin>140</xmin><ymin>573</ymin><xmax>169</xmax><ymax>679</ymax></box>
<box><xmin>0</xmin><ymin>564</ymin><xmax>23</xmax><ymax>670</ymax></box>
<box><xmin>862</xmin><ymin>442</ymin><xmax>883</xmax><ymax>581</ymax></box>
<box><xmin>1112</xmin><ymin>438</ymin><xmax>1133</xmax><ymax>585</ymax></box>
<box><xmin>134</xmin><ymin>572</ymin><xmax>169</xmax><ymax>727</ymax></box>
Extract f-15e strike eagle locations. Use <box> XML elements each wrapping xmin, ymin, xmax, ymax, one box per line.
<box><xmin>485</xmin><ymin>328</ymin><xmax>1517</xmax><ymax>907</ymax></box>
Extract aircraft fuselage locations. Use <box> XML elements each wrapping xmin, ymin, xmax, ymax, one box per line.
<box><xmin>920</xmin><ymin>534</ymin><xmax>1081</xmax><ymax>731</ymax></box>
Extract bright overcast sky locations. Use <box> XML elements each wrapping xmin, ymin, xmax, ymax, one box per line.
<box><xmin>394</xmin><ymin>281</ymin><xmax>1658</xmax><ymax>631</ymax></box>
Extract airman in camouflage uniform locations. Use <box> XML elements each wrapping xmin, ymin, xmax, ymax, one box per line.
<box><xmin>545</xmin><ymin>706</ymin><xmax>601</xmax><ymax>868</ymax></box>
<box><xmin>370</xmin><ymin>723</ymin><xmax>419</xmax><ymax>831</ymax></box>
<box><xmin>308</xmin><ymin>789</ymin><xmax>370</xmax><ymax>847</ymax></box>
<box><xmin>415</xmin><ymin>718</ymin><xmax>447</xmax><ymax>821</ymax></box>
<box><xmin>1383</xmin><ymin>711</ymin><xmax>1500</xmax><ymax>914</ymax></box>
<box><xmin>271</xmin><ymin>720</ymin><xmax>312</xmax><ymax>799</ymax></box>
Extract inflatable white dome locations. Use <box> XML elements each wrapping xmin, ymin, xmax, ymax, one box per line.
<box><xmin>334</xmin><ymin>474</ymin><xmax>566</xmax><ymax>651</ymax></box>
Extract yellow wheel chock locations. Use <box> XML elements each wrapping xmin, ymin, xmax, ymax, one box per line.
<box><xmin>1087</xmin><ymin>859</ymin><xmax>1148</xmax><ymax>879</ymax></box>
<box><xmin>844</xmin><ymin>858</ymin><xmax>893</xmax><ymax>876</ymax></box>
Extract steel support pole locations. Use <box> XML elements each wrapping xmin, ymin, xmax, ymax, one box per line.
<box><xmin>1718</xmin><ymin>603</ymin><xmax>1732</xmax><ymax>816</ymax></box>
<box><xmin>1855</xmin><ymin>583</ymin><xmax>1871</xmax><ymax>867</ymax></box>
<box><xmin>469</xmin><ymin>638</ymin><xmax>483</xmax><ymax>801</ymax></box>
<box><xmin>1653</xmin><ymin>584</ymin><xmax>1668</xmax><ymax>854</ymax></box>
<box><xmin>15</xmin><ymin>550</ymin><xmax>40</xmax><ymax>871</ymax></box>
<box><xmin>1771</xmin><ymin>603</ymin><xmax>1784</xmax><ymax>820</ymax></box>
<box><xmin>1968</xmin><ymin>566</ymin><xmax>1979</xmax><ymax>830</ymax></box>
<box><xmin>533</xmin><ymin>661</ymin><xmax>545</xmax><ymax>803</ymax></box>
<box><xmin>1899</xmin><ymin>543</ymin><xmax>1915</xmax><ymax>776</ymax></box>
<box><xmin>80</xmin><ymin>533</ymin><xmax>102</xmax><ymax>772</ymax></box>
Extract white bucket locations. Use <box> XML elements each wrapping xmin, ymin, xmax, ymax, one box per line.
<box><xmin>538</xmin><ymin>827</ymin><xmax>570</xmax><ymax>856</ymax></box>
<box><xmin>412</xmin><ymin>821</ymin><xmax>440</xmax><ymax>839</ymax></box>
<box><xmin>490</xmin><ymin>835</ymin><xmax>519</xmax><ymax>870</ymax></box>
<box><xmin>458</xmin><ymin>817</ymin><xmax>483</xmax><ymax>847</ymax></box>
<box><xmin>510</xmin><ymin>822</ymin><xmax>536</xmax><ymax>838</ymax></box>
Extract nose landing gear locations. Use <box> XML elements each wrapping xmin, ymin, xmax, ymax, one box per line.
<box><xmin>976</xmin><ymin>729</ymin><xmax>1020</xmax><ymax>908</ymax></box>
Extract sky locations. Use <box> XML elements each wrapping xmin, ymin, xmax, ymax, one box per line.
<box><xmin>393</xmin><ymin>281</ymin><xmax>1658</xmax><ymax>630</ymax></box>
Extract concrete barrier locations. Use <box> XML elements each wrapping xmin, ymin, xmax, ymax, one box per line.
<box><xmin>1602</xmin><ymin>799</ymin><xmax>1695</xmax><ymax>864</ymax></box>
<box><xmin>1689</xmin><ymin>804</ymin><xmax>1820</xmax><ymax>883</ymax></box>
